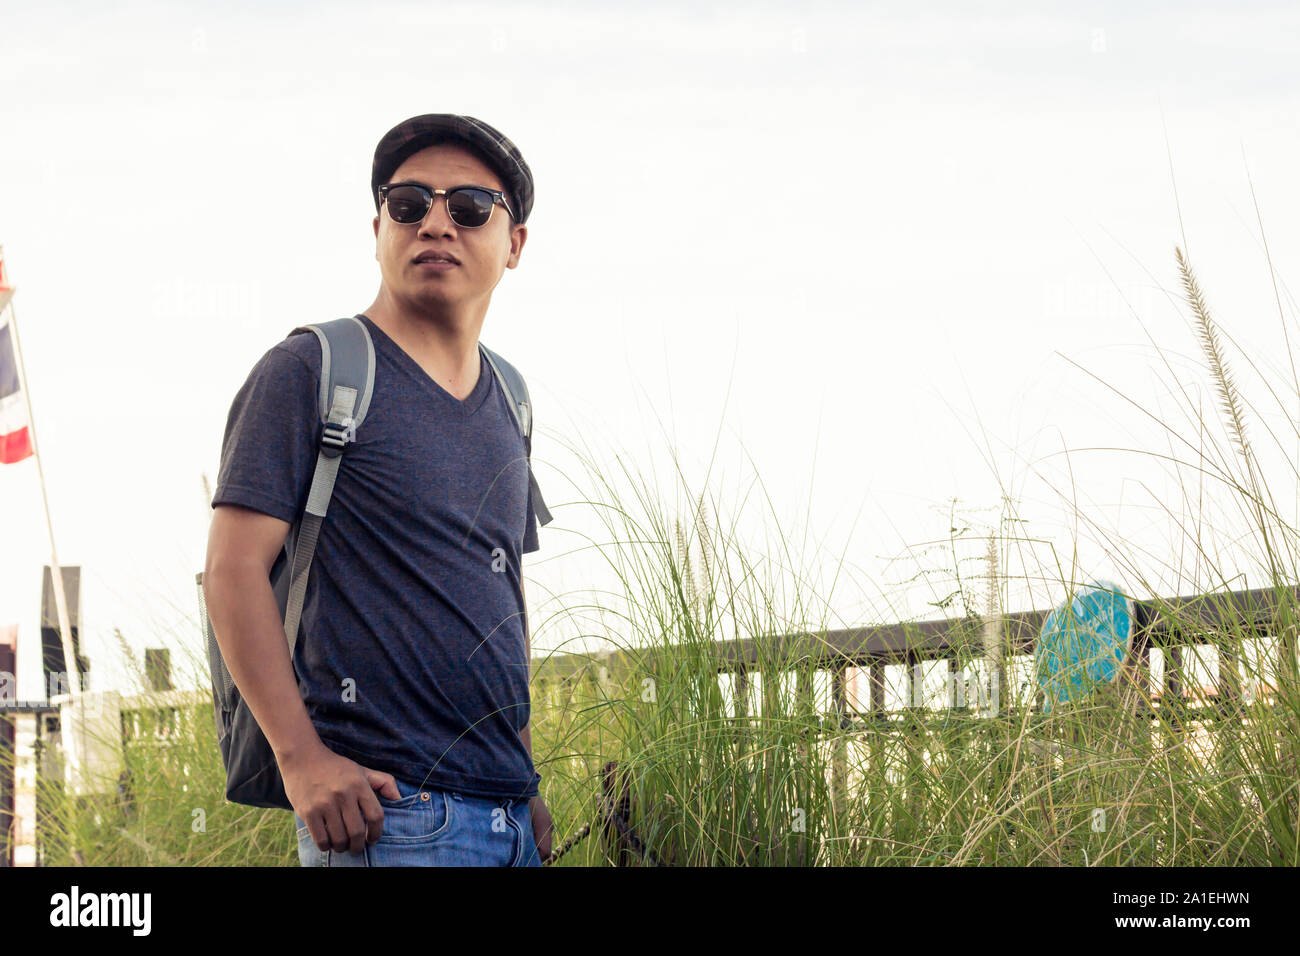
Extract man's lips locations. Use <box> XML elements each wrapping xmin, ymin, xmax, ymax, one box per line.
<box><xmin>413</xmin><ymin>250</ymin><xmax>460</xmax><ymax>265</ymax></box>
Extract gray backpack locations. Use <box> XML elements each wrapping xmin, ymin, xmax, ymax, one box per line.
<box><xmin>196</xmin><ymin>315</ymin><xmax>553</xmax><ymax>809</ymax></box>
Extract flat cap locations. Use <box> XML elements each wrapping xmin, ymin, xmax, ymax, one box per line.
<box><xmin>371</xmin><ymin>114</ymin><xmax>534</xmax><ymax>225</ymax></box>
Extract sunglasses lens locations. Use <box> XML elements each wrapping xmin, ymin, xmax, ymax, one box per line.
<box><xmin>446</xmin><ymin>188</ymin><xmax>495</xmax><ymax>227</ymax></box>
<box><xmin>384</xmin><ymin>185</ymin><xmax>430</xmax><ymax>224</ymax></box>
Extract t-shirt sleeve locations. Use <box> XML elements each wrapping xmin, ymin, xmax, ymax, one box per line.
<box><xmin>210</xmin><ymin>341</ymin><xmax>322</xmax><ymax>524</ymax></box>
<box><xmin>522</xmin><ymin>435</ymin><xmax>541</xmax><ymax>555</ymax></box>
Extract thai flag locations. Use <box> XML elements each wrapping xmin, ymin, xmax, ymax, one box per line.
<box><xmin>0</xmin><ymin>253</ymin><xmax>33</xmax><ymax>465</ymax></box>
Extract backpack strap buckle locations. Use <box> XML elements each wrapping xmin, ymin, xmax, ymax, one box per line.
<box><xmin>320</xmin><ymin>420</ymin><xmax>353</xmax><ymax>457</ymax></box>
<box><xmin>319</xmin><ymin>387</ymin><xmax>359</xmax><ymax>459</ymax></box>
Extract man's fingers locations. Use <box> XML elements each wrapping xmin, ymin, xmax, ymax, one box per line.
<box><xmin>307</xmin><ymin>812</ymin><xmax>331</xmax><ymax>852</ymax></box>
<box><xmin>311</xmin><ymin>812</ymin><xmax>335</xmax><ymax>852</ymax></box>
<box><xmin>366</xmin><ymin>769</ymin><xmax>400</xmax><ymax>800</ymax></box>
<box><xmin>340</xmin><ymin>798</ymin><xmax>369</xmax><ymax>855</ymax></box>
<box><xmin>356</xmin><ymin>768</ymin><xmax>397</xmax><ymax>844</ymax></box>
<box><xmin>360</xmin><ymin>787</ymin><xmax>386</xmax><ymax>845</ymax></box>
<box><xmin>324</xmin><ymin>806</ymin><xmax>350</xmax><ymax>853</ymax></box>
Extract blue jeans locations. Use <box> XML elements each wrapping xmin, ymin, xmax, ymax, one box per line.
<box><xmin>294</xmin><ymin>777</ymin><xmax>541</xmax><ymax>867</ymax></box>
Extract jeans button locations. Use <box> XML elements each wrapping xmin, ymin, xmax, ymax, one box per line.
<box><xmin>420</xmin><ymin>791</ymin><xmax>430</xmax><ymax>801</ymax></box>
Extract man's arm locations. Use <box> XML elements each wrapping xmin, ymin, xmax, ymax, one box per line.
<box><xmin>204</xmin><ymin>503</ymin><xmax>398</xmax><ymax>853</ymax></box>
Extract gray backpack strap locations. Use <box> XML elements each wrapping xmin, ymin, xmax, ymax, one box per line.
<box><xmin>281</xmin><ymin>316</ymin><xmax>375</xmax><ymax>654</ymax></box>
<box><xmin>480</xmin><ymin>342</ymin><xmax>554</xmax><ymax>527</ymax></box>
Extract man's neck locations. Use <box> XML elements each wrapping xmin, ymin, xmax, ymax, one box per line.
<box><xmin>362</xmin><ymin>291</ymin><xmax>487</xmax><ymax>400</ymax></box>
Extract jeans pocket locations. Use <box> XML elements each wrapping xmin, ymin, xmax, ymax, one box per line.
<box><xmin>375</xmin><ymin>787</ymin><xmax>452</xmax><ymax>844</ymax></box>
<box><xmin>376</xmin><ymin>791</ymin><xmax>425</xmax><ymax>811</ymax></box>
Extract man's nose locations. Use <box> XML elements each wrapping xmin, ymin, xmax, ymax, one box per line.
<box><xmin>418</xmin><ymin>197</ymin><xmax>457</xmax><ymax>237</ymax></box>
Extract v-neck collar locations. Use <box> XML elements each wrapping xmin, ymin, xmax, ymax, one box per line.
<box><xmin>357</xmin><ymin>314</ymin><xmax>492</xmax><ymax>417</ymax></box>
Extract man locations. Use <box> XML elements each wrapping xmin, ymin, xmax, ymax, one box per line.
<box><xmin>203</xmin><ymin>114</ymin><xmax>552</xmax><ymax>866</ymax></box>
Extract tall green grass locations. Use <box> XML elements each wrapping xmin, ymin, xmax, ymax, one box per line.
<box><xmin>528</xmin><ymin>242</ymin><xmax>1299</xmax><ymax>865</ymax></box>
<box><xmin>23</xmin><ymin>636</ymin><xmax>294</xmax><ymax>866</ymax></box>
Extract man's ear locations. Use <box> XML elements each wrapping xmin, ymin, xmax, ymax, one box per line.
<box><xmin>506</xmin><ymin>224</ymin><xmax>528</xmax><ymax>269</ymax></box>
<box><xmin>373</xmin><ymin>215</ymin><xmax>380</xmax><ymax>260</ymax></box>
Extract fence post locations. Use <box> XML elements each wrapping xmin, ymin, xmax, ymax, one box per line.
<box><xmin>1273</xmin><ymin>621</ymin><xmax>1298</xmax><ymax>785</ymax></box>
<box><xmin>732</xmin><ymin>667</ymin><xmax>750</xmax><ymax>773</ymax></box>
<box><xmin>762</xmin><ymin>662</ymin><xmax>780</xmax><ymax>726</ymax></box>
<box><xmin>795</xmin><ymin>662</ymin><xmax>813</xmax><ymax>717</ymax></box>
<box><xmin>733</xmin><ymin>669</ymin><xmax>749</xmax><ymax>721</ymax></box>
<box><xmin>795</xmin><ymin>659</ymin><xmax>814</xmax><ymax>762</ymax></box>
<box><xmin>1162</xmin><ymin>645</ymin><xmax>1187</xmax><ymax>783</ymax></box>
<box><xmin>831</xmin><ymin>665</ymin><xmax>847</xmax><ymax>823</ymax></box>
<box><xmin>868</xmin><ymin>660</ymin><xmax>886</xmax><ymax>826</ymax></box>
<box><xmin>1165</xmin><ymin>645</ymin><xmax>1184</xmax><ymax>720</ymax></box>
<box><xmin>1215</xmin><ymin>631</ymin><xmax>1244</xmax><ymax>793</ymax></box>
<box><xmin>905</xmin><ymin>650</ymin><xmax>923</xmax><ymax>828</ymax></box>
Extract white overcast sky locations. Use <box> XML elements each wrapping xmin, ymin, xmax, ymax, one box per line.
<box><xmin>2</xmin><ymin>1</ymin><xmax>1299</xmax><ymax>698</ymax></box>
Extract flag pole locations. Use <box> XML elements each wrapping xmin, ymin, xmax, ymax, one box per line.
<box><xmin>1</xmin><ymin>294</ymin><xmax>81</xmax><ymax>699</ymax></box>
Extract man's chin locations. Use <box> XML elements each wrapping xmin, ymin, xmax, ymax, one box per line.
<box><xmin>409</xmin><ymin>288</ymin><xmax>457</xmax><ymax>309</ymax></box>
<box><xmin>401</xmin><ymin>289</ymin><xmax>480</xmax><ymax>322</ymax></box>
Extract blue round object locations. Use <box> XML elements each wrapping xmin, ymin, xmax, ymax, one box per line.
<box><xmin>1035</xmin><ymin>580</ymin><xmax>1135</xmax><ymax>712</ymax></box>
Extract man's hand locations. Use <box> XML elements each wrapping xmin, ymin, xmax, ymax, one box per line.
<box><xmin>530</xmin><ymin>794</ymin><xmax>553</xmax><ymax>862</ymax></box>
<box><xmin>281</xmin><ymin>742</ymin><xmax>401</xmax><ymax>854</ymax></box>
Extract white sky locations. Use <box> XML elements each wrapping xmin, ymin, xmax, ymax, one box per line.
<box><xmin>2</xmin><ymin>1</ymin><xmax>1299</xmax><ymax>699</ymax></box>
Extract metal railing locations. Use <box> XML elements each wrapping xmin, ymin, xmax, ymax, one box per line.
<box><xmin>533</xmin><ymin>584</ymin><xmax>1300</xmax><ymax>723</ymax></box>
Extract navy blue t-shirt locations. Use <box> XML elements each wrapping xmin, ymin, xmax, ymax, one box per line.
<box><xmin>211</xmin><ymin>313</ymin><xmax>541</xmax><ymax>799</ymax></box>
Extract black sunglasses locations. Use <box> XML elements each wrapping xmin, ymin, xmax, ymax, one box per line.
<box><xmin>378</xmin><ymin>181</ymin><xmax>515</xmax><ymax>228</ymax></box>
